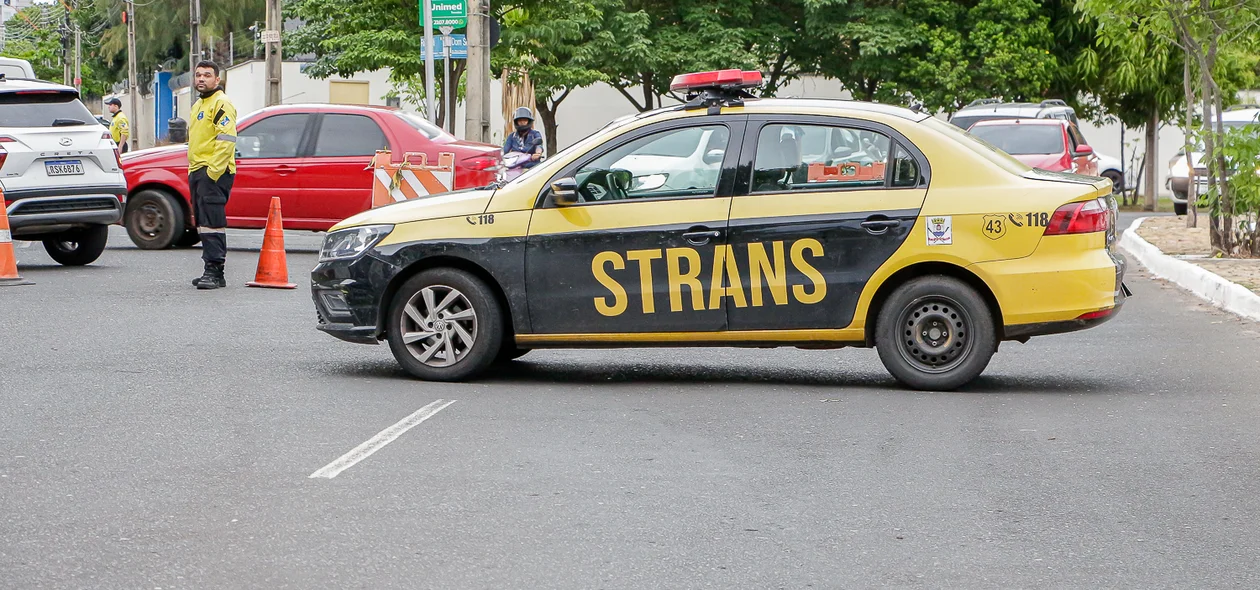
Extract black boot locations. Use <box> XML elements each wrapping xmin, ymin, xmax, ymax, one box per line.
<box><xmin>194</xmin><ymin>262</ymin><xmax>226</xmax><ymax>290</ymax></box>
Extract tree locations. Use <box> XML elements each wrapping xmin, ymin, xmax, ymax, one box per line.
<box><xmin>493</xmin><ymin>0</ymin><xmax>618</xmax><ymax>154</ymax></box>
<box><xmin>1074</xmin><ymin>0</ymin><xmax>1184</xmax><ymax>211</ymax></box>
<box><xmin>286</xmin><ymin>0</ymin><xmax>477</xmax><ymax>127</ymax></box>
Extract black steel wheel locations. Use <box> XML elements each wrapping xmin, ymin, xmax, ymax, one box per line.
<box><xmin>125</xmin><ymin>189</ymin><xmax>185</xmax><ymax>250</ymax></box>
<box><xmin>876</xmin><ymin>276</ymin><xmax>997</xmax><ymax>391</ymax></box>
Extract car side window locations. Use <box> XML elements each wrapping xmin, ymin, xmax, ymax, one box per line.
<box><xmin>891</xmin><ymin>144</ymin><xmax>921</xmax><ymax>187</ymax></box>
<box><xmin>313</xmin><ymin>114</ymin><xmax>388</xmax><ymax>157</ymax></box>
<box><xmin>752</xmin><ymin>124</ymin><xmax>890</xmax><ymax>193</ymax></box>
<box><xmin>236</xmin><ymin>114</ymin><xmax>309</xmax><ymax>159</ymax></box>
<box><xmin>571</xmin><ymin>125</ymin><xmax>729</xmax><ymax>203</ymax></box>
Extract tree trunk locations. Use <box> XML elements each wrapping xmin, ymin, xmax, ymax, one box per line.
<box><xmin>1202</xmin><ymin>55</ymin><xmax>1224</xmax><ymax>253</ymax></box>
<box><xmin>537</xmin><ymin>99</ymin><xmax>560</xmax><ymax>157</ymax></box>
<box><xmin>1144</xmin><ymin>111</ymin><xmax>1158</xmax><ymax>211</ymax></box>
<box><xmin>1184</xmin><ymin>53</ymin><xmax>1198</xmax><ymax>228</ymax></box>
<box><xmin>1211</xmin><ymin>66</ymin><xmax>1233</xmax><ymax>256</ymax></box>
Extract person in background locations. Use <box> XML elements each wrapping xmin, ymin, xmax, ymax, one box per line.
<box><xmin>105</xmin><ymin>97</ymin><xmax>129</xmax><ymax>153</ymax></box>
<box><xmin>187</xmin><ymin>60</ymin><xmax>238</xmax><ymax>290</ymax></box>
<box><xmin>503</xmin><ymin>107</ymin><xmax>544</xmax><ymax>169</ymax></box>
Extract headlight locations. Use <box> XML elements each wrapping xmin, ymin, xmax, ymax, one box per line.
<box><xmin>1169</xmin><ymin>157</ymin><xmax>1189</xmax><ymax>177</ymax></box>
<box><xmin>319</xmin><ymin>224</ymin><xmax>393</xmax><ymax>262</ymax></box>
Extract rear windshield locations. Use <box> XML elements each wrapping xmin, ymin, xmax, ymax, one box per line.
<box><xmin>921</xmin><ymin>117</ymin><xmax>1030</xmax><ymax>175</ymax></box>
<box><xmin>0</xmin><ymin>92</ymin><xmax>96</xmax><ymax>127</ymax></box>
<box><xmin>394</xmin><ymin>111</ymin><xmax>447</xmax><ymax>140</ymax></box>
<box><xmin>969</xmin><ymin>124</ymin><xmax>1064</xmax><ymax>155</ymax></box>
<box><xmin>0</xmin><ymin>65</ymin><xmax>30</xmax><ymax>79</ymax></box>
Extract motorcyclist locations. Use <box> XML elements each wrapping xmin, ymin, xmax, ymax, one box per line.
<box><xmin>503</xmin><ymin>107</ymin><xmax>544</xmax><ymax>170</ymax></box>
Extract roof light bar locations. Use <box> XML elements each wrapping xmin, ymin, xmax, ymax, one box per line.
<box><xmin>669</xmin><ymin>70</ymin><xmax>764</xmax><ymax>114</ymax></box>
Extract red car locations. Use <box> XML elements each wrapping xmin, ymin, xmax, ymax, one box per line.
<box><xmin>120</xmin><ymin>104</ymin><xmax>501</xmax><ymax>249</ymax></box>
<box><xmin>967</xmin><ymin>118</ymin><xmax>1099</xmax><ymax>177</ymax></box>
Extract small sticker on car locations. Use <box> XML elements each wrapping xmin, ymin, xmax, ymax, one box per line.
<box><xmin>927</xmin><ymin>216</ymin><xmax>952</xmax><ymax>246</ymax></box>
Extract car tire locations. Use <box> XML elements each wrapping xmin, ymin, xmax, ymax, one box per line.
<box><xmin>174</xmin><ymin>227</ymin><xmax>201</xmax><ymax>248</ymax></box>
<box><xmin>125</xmin><ymin>189</ymin><xmax>185</xmax><ymax>250</ymax></box>
<box><xmin>42</xmin><ymin>225</ymin><xmax>109</xmax><ymax>266</ymax></box>
<box><xmin>1174</xmin><ymin>201</ymin><xmax>1188</xmax><ymax>216</ymax></box>
<box><xmin>1102</xmin><ymin>170</ymin><xmax>1123</xmax><ymax>193</ymax></box>
<box><xmin>385</xmin><ymin>268</ymin><xmax>504</xmax><ymax>382</ymax></box>
<box><xmin>875</xmin><ymin>276</ymin><xmax>997</xmax><ymax>391</ymax></box>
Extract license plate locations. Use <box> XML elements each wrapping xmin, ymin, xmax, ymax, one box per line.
<box><xmin>45</xmin><ymin>160</ymin><xmax>84</xmax><ymax>176</ymax></box>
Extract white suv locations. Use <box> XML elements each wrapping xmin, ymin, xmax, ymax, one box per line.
<box><xmin>1</xmin><ymin>78</ymin><xmax>126</xmax><ymax>265</ymax></box>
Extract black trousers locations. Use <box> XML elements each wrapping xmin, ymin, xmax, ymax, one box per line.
<box><xmin>190</xmin><ymin>168</ymin><xmax>234</xmax><ymax>264</ymax></box>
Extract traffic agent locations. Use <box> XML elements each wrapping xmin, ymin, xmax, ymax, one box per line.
<box><xmin>310</xmin><ymin>69</ymin><xmax>1128</xmax><ymax>391</ymax></box>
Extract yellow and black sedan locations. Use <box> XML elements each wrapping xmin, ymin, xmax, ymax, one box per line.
<box><xmin>312</xmin><ymin>70</ymin><xmax>1126</xmax><ymax>390</ymax></box>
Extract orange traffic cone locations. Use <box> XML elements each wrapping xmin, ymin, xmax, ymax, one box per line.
<box><xmin>246</xmin><ymin>196</ymin><xmax>296</xmax><ymax>289</ymax></box>
<box><xmin>0</xmin><ymin>190</ymin><xmax>33</xmax><ymax>287</ymax></box>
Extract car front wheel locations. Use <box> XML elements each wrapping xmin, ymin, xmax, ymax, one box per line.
<box><xmin>125</xmin><ymin>189</ymin><xmax>185</xmax><ymax>250</ymax></box>
<box><xmin>385</xmin><ymin>268</ymin><xmax>504</xmax><ymax>382</ymax></box>
<box><xmin>876</xmin><ymin>276</ymin><xmax>997</xmax><ymax>391</ymax></box>
<box><xmin>42</xmin><ymin>225</ymin><xmax>109</xmax><ymax>266</ymax></box>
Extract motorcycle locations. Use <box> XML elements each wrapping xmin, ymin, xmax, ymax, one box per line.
<box><xmin>498</xmin><ymin>151</ymin><xmax>535</xmax><ymax>183</ymax></box>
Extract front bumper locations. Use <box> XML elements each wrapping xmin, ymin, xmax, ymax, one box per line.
<box><xmin>6</xmin><ymin>194</ymin><xmax>124</xmax><ymax>237</ymax></box>
<box><xmin>311</xmin><ymin>251</ymin><xmax>405</xmax><ymax>345</ymax></box>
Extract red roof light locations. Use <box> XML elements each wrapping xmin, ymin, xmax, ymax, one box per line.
<box><xmin>670</xmin><ymin>70</ymin><xmax>763</xmax><ymax>93</ymax></box>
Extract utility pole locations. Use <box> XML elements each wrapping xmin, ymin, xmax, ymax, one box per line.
<box><xmin>126</xmin><ymin>1</ymin><xmax>139</xmax><ymax>152</ymax></box>
<box><xmin>73</xmin><ymin>27</ymin><xmax>81</xmax><ymax>92</ymax></box>
<box><xmin>264</xmin><ymin>0</ymin><xmax>282</xmax><ymax>106</ymax></box>
<box><xmin>190</xmin><ymin>0</ymin><xmax>201</xmax><ymax>65</ymax></box>
<box><xmin>464</xmin><ymin>0</ymin><xmax>490</xmax><ymax>142</ymax></box>
<box><xmin>229</xmin><ymin>33</ymin><xmax>234</xmax><ymax>66</ymax></box>
<box><xmin>62</xmin><ymin>6</ymin><xmax>70</xmax><ymax>85</ymax></box>
<box><xmin>422</xmin><ymin>0</ymin><xmax>435</xmax><ymax>123</ymax></box>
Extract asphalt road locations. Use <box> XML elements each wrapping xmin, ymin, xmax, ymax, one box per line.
<box><xmin>3</xmin><ymin>220</ymin><xmax>1260</xmax><ymax>589</ymax></box>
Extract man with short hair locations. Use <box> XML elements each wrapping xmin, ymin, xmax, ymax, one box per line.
<box><xmin>105</xmin><ymin>97</ymin><xmax>129</xmax><ymax>153</ymax></box>
<box><xmin>187</xmin><ymin>60</ymin><xmax>237</xmax><ymax>290</ymax></box>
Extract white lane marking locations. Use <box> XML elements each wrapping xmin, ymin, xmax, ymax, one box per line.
<box><xmin>309</xmin><ymin>399</ymin><xmax>456</xmax><ymax>479</ymax></box>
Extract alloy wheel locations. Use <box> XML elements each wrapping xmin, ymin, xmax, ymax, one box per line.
<box><xmin>399</xmin><ymin>284</ymin><xmax>479</xmax><ymax>367</ymax></box>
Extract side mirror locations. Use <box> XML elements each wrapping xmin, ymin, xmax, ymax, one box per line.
<box><xmin>1074</xmin><ymin>144</ymin><xmax>1094</xmax><ymax>157</ymax></box>
<box><xmin>702</xmin><ymin>148</ymin><xmax>724</xmax><ymax>165</ymax></box>
<box><xmin>551</xmin><ymin>177</ymin><xmax>579</xmax><ymax>206</ymax></box>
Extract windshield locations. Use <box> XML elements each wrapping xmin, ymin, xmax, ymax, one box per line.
<box><xmin>0</xmin><ymin>92</ymin><xmax>95</xmax><ymax>127</ymax></box>
<box><xmin>394</xmin><ymin>111</ymin><xmax>447</xmax><ymax>140</ymax></box>
<box><xmin>969</xmin><ymin>124</ymin><xmax>1064</xmax><ymax>155</ymax></box>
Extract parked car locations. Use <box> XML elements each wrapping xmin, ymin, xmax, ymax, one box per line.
<box><xmin>969</xmin><ymin>119</ymin><xmax>1100</xmax><ymax>177</ymax></box>
<box><xmin>950</xmin><ymin>99</ymin><xmax>1124</xmax><ymax>191</ymax></box>
<box><xmin>1</xmin><ymin>78</ymin><xmax>126</xmax><ymax>265</ymax></box>
<box><xmin>120</xmin><ymin>104</ymin><xmax>502</xmax><ymax>249</ymax></box>
<box><xmin>1166</xmin><ymin>105</ymin><xmax>1260</xmax><ymax>215</ymax></box>
<box><xmin>0</xmin><ymin>57</ymin><xmax>37</xmax><ymax>79</ymax></box>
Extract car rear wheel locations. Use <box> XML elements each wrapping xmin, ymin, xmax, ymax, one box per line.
<box><xmin>385</xmin><ymin>268</ymin><xmax>504</xmax><ymax>382</ymax></box>
<box><xmin>1102</xmin><ymin>170</ymin><xmax>1123</xmax><ymax>193</ymax></box>
<box><xmin>42</xmin><ymin>225</ymin><xmax>109</xmax><ymax>266</ymax></box>
<box><xmin>1174</xmin><ymin>201</ymin><xmax>1188</xmax><ymax>216</ymax></box>
<box><xmin>125</xmin><ymin>189</ymin><xmax>185</xmax><ymax>250</ymax></box>
<box><xmin>876</xmin><ymin>276</ymin><xmax>997</xmax><ymax>391</ymax></box>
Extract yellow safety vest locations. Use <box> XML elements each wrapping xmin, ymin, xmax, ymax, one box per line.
<box><xmin>188</xmin><ymin>89</ymin><xmax>238</xmax><ymax>181</ymax></box>
<box><xmin>109</xmin><ymin>111</ymin><xmax>129</xmax><ymax>145</ymax></box>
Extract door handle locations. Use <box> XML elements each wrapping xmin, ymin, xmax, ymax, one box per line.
<box><xmin>274</xmin><ymin>166</ymin><xmax>298</xmax><ymax>174</ymax></box>
<box><xmin>682</xmin><ymin>229</ymin><xmax>721</xmax><ymax>246</ymax></box>
<box><xmin>860</xmin><ymin>218</ymin><xmax>900</xmax><ymax>234</ymax></box>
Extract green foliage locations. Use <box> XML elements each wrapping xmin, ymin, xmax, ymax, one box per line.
<box><xmin>1213</xmin><ymin>125</ymin><xmax>1260</xmax><ymax>255</ymax></box>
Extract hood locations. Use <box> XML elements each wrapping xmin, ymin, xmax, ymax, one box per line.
<box><xmin>331</xmin><ymin>188</ymin><xmax>497</xmax><ymax>231</ymax></box>
<box><xmin>1012</xmin><ymin>153</ymin><xmax>1069</xmax><ymax>171</ymax></box>
<box><xmin>121</xmin><ymin>144</ymin><xmax>187</xmax><ymax>167</ymax></box>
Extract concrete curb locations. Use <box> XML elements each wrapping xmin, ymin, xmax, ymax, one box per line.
<box><xmin>1120</xmin><ymin>217</ymin><xmax>1260</xmax><ymax>322</ymax></box>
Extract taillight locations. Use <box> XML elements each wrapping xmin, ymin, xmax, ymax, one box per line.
<box><xmin>1076</xmin><ymin>307</ymin><xmax>1114</xmax><ymax>321</ymax></box>
<box><xmin>1045</xmin><ymin>198</ymin><xmax>1109</xmax><ymax>235</ymax></box>
<box><xmin>103</xmin><ymin>132</ymin><xmax>123</xmax><ymax>168</ymax></box>
<box><xmin>461</xmin><ymin>154</ymin><xmax>500</xmax><ymax>171</ymax></box>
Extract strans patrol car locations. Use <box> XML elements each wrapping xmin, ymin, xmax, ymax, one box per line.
<box><xmin>312</xmin><ymin>70</ymin><xmax>1127</xmax><ymax>391</ymax></box>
